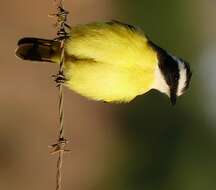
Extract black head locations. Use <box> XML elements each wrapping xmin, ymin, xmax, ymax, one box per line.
<box><xmin>149</xmin><ymin>41</ymin><xmax>192</xmax><ymax>105</ymax></box>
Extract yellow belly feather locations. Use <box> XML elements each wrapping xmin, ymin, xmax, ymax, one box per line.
<box><xmin>62</xmin><ymin>22</ymin><xmax>158</xmax><ymax>102</ymax></box>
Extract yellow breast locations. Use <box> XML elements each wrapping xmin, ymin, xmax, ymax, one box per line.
<box><xmin>63</xmin><ymin>22</ymin><xmax>158</xmax><ymax>102</ymax></box>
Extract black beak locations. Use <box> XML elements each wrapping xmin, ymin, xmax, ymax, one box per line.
<box><xmin>170</xmin><ymin>93</ymin><xmax>177</xmax><ymax>106</ymax></box>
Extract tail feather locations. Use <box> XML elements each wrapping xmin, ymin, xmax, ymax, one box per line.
<box><xmin>16</xmin><ymin>38</ymin><xmax>60</xmax><ymax>63</ymax></box>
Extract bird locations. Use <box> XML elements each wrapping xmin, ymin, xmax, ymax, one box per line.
<box><xmin>16</xmin><ymin>20</ymin><xmax>192</xmax><ymax>105</ymax></box>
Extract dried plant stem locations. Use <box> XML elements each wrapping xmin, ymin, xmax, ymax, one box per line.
<box><xmin>49</xmin><ymin>1</ymin><xmax>71</xmax><ymax>190</ymax></box>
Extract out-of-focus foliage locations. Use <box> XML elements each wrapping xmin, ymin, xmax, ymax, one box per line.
<box><xmin>107</xmin><ymin>1</ymin><xmax>216</xmax><ymax>190</ymax></box>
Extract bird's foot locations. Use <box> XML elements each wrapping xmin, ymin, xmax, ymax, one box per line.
<box><xmin>52</xmin><ymin>71</ymin><xmax>67</xmax><ymax>86</ymax></box>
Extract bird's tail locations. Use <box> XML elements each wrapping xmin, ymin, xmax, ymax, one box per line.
<box><xmin>16</xmin><ymin>38</ymin><xmax>61</xmax><ymax>63</ymax></box>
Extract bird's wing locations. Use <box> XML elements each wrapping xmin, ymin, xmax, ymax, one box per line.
<box><xmin>65</xmin><ymin>20</ymin><xmax>157</xmax><ymax>69</ymax></box>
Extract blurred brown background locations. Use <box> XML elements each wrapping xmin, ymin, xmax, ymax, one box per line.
<box><xmin>1</xmin><ymin>0</ymin><xmax>216</xmax><ymax>190</ymax></box>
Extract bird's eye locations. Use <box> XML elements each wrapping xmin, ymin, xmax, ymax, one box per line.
<box><xmin>174</xmin><ymin>75</ymin><xmax>178</xmax><ymax>81</ymax></box>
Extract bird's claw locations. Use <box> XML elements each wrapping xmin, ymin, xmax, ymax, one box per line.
<box><xmin>52</xmin><ymin>71</ymin><xmax>67</xmax><ymax>86</ymax></box>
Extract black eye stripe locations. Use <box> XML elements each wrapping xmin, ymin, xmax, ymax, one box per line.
<box><xmin>148</xmin><ymin>40</ymin><xmax>180</xmax><ymax>97</ymax></box>
<box><xmin>148</xmin><ymin>40</ymin><xmax>192</xmax><ymax>99</ymax></box>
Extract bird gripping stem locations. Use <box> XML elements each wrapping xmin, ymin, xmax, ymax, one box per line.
<box><xmin>49</xmin><ymin>1</ymin><xmax>71</xmax><ymax>190</ymax></box>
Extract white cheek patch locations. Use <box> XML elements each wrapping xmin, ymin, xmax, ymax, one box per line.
<box><xmin>177</xmin><ymin>62</ymin><xmax>187</xmax><ymax>96</ymax></box>
<box><xmin>152</xmin><ymin>64</ymin><xmax>170</xmax><ymax>96</ymax></box>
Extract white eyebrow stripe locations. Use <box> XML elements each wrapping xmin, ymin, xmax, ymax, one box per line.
<box><xmin>169</xmin><ymin>54</ymin><xmax>187</xmax><ymax>96</ymax></box>
<box><xmin>177</xmin><ymin>62</ymin><xmax>187</xmax><ymax>96</ymax></box>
